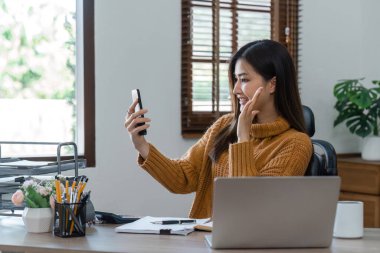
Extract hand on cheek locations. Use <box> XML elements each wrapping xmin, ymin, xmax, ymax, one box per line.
<box><xmin>236</xmin><ymin>87</ymin><xmax>263</xmax><ymax>143</ymax></box>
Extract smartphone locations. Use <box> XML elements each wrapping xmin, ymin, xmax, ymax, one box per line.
<box><xmin>131</xmin><ymin>89</ymin><xmax>147</xmax><ymax>135</ymax></box>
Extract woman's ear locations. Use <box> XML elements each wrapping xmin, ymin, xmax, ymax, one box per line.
<box><xmin>269</xmin><ymin>77</ymin><xmax>276</xmax><ymax>94</ymax></box>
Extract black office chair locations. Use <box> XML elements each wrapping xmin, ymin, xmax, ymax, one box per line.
<box><xmin>303</xmin><ymin>105</ymin><xmax>338</xmax><ymax>176</ymax></box>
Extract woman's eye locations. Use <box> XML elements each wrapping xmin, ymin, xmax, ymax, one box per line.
<box><xmin>241</xmin><ymin>78</ymin><xmax>249</xmax><ymax>83</ymax></box>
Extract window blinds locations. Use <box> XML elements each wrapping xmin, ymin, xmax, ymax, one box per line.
<box><xmin>181</xmin><ymin>0</ymin><xmax>299</xmax><ymax>137</ymax></box>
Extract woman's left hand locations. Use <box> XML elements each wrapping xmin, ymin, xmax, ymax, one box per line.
<box><xmin>237</xmin><ymin>87</ymin><xmax>263</xmax><ymax>143</ymax></box>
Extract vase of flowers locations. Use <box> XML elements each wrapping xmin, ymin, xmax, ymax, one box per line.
<box><xmin>12</xmin><ymin>177</ymin><xmax>55</xmax><ymax>233</ymax></box>
<box><xmin>21</xmin><ymin>207</ymin><xmax>53</xmax><ymax>233</ymax></box>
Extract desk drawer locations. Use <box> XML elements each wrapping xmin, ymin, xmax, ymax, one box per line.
<box><xmin>340</xmin><ymin>192</ymin><xmax>380</xmax><ymax>228</ymax></box>
<box><xmin>338</xmin><ymin>161</ymin><xmax>380</xmax><ymax>194</ymax></box>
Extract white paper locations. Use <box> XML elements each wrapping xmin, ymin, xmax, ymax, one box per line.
<box><xmin>115</xmin><ymin>216</ymin><xmax>209</xmax><ymax>236</ymax></box>
<box><xmin>0</xmin><ymin>160</ymin><xmax>52</xmax><ymax>167</ymax></box>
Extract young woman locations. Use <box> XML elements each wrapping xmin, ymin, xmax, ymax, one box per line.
<box><xmin>124</xmin><ymin>40</ymin><xmax>312</xmax><ymax>218</ymax></box>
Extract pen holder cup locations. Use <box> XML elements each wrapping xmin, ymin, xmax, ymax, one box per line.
<box><xmin>53</xmin><ymin>202</ymin><xmax>87</xmax><ymax>237</ymax></box>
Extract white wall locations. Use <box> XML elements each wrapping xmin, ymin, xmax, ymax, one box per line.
<box><xmin>361</xmin><ymin>0</ymin><xmax>380</xmax><ymax>81</ymax></box>
<box><xmin>85</xmin><ymin>0</ymin><xmax>380</xmax><ymax>215</ymax></box>
<box><xmin>299</xmin><ymin>0</ymin><xmax>380</xmax><ymax>153</ymax></box>
<box><xmin>85</xmin><ymin>0</ymin><xmax>196</xmax><ymax>216</ymax></box>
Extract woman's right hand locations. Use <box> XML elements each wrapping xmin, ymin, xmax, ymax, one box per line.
<box><xmin>236</xmin><ymin>87</ymin><xmax>263</xmax><ymax>143</ymax></box>
<box><xmin>124</xmin><ymin>99</ymin><xmax>151</xmax><ymax>159</ymax></box>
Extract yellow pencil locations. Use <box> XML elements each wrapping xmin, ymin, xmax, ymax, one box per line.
<box><xmin>55</xmin><ymin>176</ymin><xmax>62</xmax><ymax>203</ymax></box>
<box><xmin>65</xmin><ymin>177</ymin><xmax>70</xmax><ymax>202</ymax></box>
<box><xmin>70</xmin><ymin>178</ymin><xmax>89</xmax><ymax>235</ymax></box>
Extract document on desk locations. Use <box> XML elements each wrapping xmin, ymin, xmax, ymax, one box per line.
<box><xmin>115</xmin><ymin>216</ymin><xmax>209</xmax><ymax>236</ymax></box>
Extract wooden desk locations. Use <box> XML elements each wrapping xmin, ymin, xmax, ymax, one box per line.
<box><xmin>338</xmin><ymin>155</ymin><xmax>380</xmax><ymax>227</ymax></box>
<box><xmin>1</xmin><ymin>216</ymin><xmax>380</xmax><ymax>253</ymax></box>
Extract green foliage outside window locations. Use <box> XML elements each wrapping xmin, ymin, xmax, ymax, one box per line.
<box><xmin>0</xmin><ymin>0</ymin><xmax>75</xmax><ymax>101</ymax></box>
<box><xmin>0</xmin><ymin>0</ymin><xmax>76</xmax><ymax>145</ymax></box>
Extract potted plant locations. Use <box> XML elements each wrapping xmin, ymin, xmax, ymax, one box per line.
<box><xmin>11</xmin><ymin>177</ymin><xmax>56</xmax><ymax>233</ymax></box>
<box><xmin>333</xmin><ymin>78</ymin><xmax>380</xmax><ymax>160</ymax></box>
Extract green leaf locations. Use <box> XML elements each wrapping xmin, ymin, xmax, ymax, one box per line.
<box><xmin>334</xmin><ymin>81</ymin><xmax>353</xmax><ymax>101</ymax></box>
<box><xmin>350</xmin><ymin>88</ymin><xmax>373</xmax><ymax>108</ymax></box>
<box><xmin>19</xmin><ymin>27</ymin><xmax>28</xmax><ymax>47</ymax></box>
<box><xmin>334</xmin><ymin>111</ymin><xmax>353</xmax><ymax>126</ymax></box>
<box><xmin>25</xmin><ymin>196</ymin><xmax>38</xmax><ymax>208</ymax></box>
<box><xmin>20</xmin><ymin>69</ymin><xmax>42</xmax><ymax>87</ymax></box>
<box><xmin>1</xmin><ymin>0</ymin><xmax>8</xmax><ymax>12</ymax></box>
<box><xmin>333</xmin><ymin>79</ymin><xmax>365</xmax><ymax>102</ymax></box>
<box><xmin>334</xmin><ymin>98</ymin><xmax>351</xmax><ymax>111</ymax></box>
<box><xmin>373</xmin><ymin>87</ymin><xmax>380</xmax><ymax>93</ymax></box>
<box><xmin>25</xmin><ymin>187</ymin><xmax>50</xmax><ymax>208</ymax></box>
<box><xmin>333</xmin><ymin>104</ymin><xmax>362</xmax><ymax>127</ymax></box>
<box><xmin>2</xmin><ymin>29</ymin><xmax>12</xmax><ymax>40</ymax></box>
<box><xmin>346</xmin><ymin>115</ymin><xmax>372</xmax><ymax>138</ymax></box>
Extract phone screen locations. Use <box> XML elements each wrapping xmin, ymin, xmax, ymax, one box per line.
<box><xmin>131</xmin><ymin>89</ymin><xmax>147</xmax><ymax>135</ymax></box>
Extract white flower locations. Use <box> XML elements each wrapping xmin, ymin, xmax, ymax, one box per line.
<box><xmin>45</xmin><ymin>186</ymin><xmax>53</xmax><ymax>194</ymax></box>
<box><xmin>22</xmin><ymin>180</ymin><xmax>35</xmax><ymax>188</ymax></box>
<box><xmin>37</xmin><ymin>185</ymin><xmax>49</xmax><ymax>196</ymax></box>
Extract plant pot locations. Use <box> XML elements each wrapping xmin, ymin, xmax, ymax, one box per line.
<box><xmin>22</xmin><ymin>207</ymin><xmax>53</xmax><ymax>233</ymax></box>
<box><xmin>361</xmin><ymin>136</ymin><xmax>380</xmax><ymax>161</ymax></box>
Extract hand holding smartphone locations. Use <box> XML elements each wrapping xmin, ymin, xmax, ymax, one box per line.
<box><xmin>131</xmin><ymin>89</ymin><xmax>147</xmax><ymax>136</ymax></box>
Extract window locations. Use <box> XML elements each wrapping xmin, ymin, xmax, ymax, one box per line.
<box><xmin>181</xmin><ymin>0</ymin><xmax>299</xmax><ymax>137</ymax></box>
<box><xmin>0</xmin><ymin>0</ymin><xmax>95</xmax><ymax>166</ymax></box>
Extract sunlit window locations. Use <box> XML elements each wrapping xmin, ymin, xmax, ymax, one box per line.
<box><xmin>0</xmin><ymin>0</ymin><xmax>82</xmax><ymax>157</ymax></box>
<box><xmin>191</xmin><ymin>2</ymin><xmax>271</xmax><ymax>112</ymax></box>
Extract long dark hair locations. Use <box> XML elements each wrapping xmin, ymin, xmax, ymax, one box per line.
<box><xmin>209</xmin><ymin>40</ymin><xmax>306</xmax><ymax>162</ymax></box>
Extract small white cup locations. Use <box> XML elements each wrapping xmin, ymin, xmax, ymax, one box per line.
<box><xmin>333</xmin><ymin>201</ymin><xmax>363</xmax><ymax>238</ymax></box>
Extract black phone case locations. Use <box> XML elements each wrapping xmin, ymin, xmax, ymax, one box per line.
<box><xmin>133</xmin><ymin>89</ymin><xmax>147</xmax><ymax>136</ymax></box>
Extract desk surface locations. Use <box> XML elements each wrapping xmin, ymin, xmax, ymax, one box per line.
<box><xmin>1</xmin><ymin>216</ymin><xmax>380</xmax><ymax>253</ymax></box>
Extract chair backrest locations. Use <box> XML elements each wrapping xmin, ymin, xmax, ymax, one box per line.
<box><xmin>303</xmin><ymin>105</ymin><xmax>338</xmax><ymax>176</ymax></box>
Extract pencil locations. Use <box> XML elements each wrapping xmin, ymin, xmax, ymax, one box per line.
<box><xmin>65</xmin><ymin>177</ymin><xmax>70</xmax><ymax>202</ymax></box>
<box><xmin>70</xmin><ymin>178</ymin><xmax>89</xmax><ymax>235</ymax></box>
<box><xmin>55</xmin><ymin>176</ymin><xmax>62</xmax><ymax>203</ymax></box>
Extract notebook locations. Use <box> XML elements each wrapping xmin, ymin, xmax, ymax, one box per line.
<box><xmin>115</xmin><ymin>216</ymin><xmax>208</xmax><ymax>235</ymax></box>
<box><xmin>205</xmin><ymin>176</ymin><xmax>341</xmax><ymax>249</ymax></box>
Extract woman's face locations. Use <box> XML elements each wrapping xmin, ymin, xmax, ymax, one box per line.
<box><xmin>232</xmin><ymin>59</ymin><xmax>274</xmax><ymax>111</ymax></box>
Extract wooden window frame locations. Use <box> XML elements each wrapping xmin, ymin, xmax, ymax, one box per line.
<box><xmin>181</xmin><ymin>0</ymin><xmax>299</xmax><ymax>138</ymax></box>
<box><xmin>82</xmin><ymin>0</ymin><xmax>95</xmax><ymax>167</ymax></box>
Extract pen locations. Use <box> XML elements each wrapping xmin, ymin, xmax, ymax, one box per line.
<box><xmin>151</xmin><ymin>220</ymin><xmax>196</xmax><ymax>225</ymax></box>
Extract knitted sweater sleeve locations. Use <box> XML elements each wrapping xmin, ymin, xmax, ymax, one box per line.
<box><xmin>137</xmin><ymin>114</ymin><xmax>232</xmax><ymax>194</ymax></box>
<box><xmin>228</xmin><ymin>132</ymin><xmax>312</xmax><ymax>176</ymax></box>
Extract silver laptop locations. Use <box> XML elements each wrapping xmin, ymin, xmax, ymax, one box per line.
<box><xmin>205</xmin><ymin>176</ymin><xmax>341</xmax><ymax>249</ymax></box>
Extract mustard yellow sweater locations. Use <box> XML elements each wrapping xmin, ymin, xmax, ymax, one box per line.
<box><xmin>138</xmin><ymin>114</ymin><xmax>312</xmax><ymax>218</ymax></box>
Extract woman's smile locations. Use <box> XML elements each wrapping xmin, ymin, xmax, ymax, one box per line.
<box><xmin>237</xmin><ymin>96</ymin><xmax>249</xmax><ymax>107</ymax></box>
